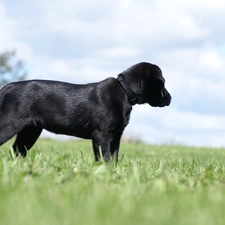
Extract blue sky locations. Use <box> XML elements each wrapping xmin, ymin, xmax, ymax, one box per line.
<box><xmin>1</xmin><ymin>0</ymin><xmax>225</xmax><ymax>147</ymax></box>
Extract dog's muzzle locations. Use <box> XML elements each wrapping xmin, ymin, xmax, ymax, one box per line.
<box><xmin>160</xmin><ymin>88</ymin><xmax>171</xmax><ymax>106</ymax></box>
<box><xmin>150</xmin><ymin>88</ymin><xmax>171</xmax><ymax>107</ymax></box>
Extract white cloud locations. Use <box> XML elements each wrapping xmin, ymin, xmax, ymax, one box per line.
<box><xmin>126</xmin><ymin>106</ymin><xmax>225</xmax><ymax>147</ymax></box>
<box><xmin>0</xmin><ymin>3</ymin><xmax>33</xmax><ymax>66</ymax></box>
<box><xmin>0</xmin><ymin>4</ymin><xmax>15</xmax><ymax>49</ymax></box>
<box><xmin>99</xmin><ymin>47</ymin><xmax>141</xmax><ymax>59</ymax></box>
<box><xmin>39</xmin><ymin>0</ymin><xmax>209</xmax><ymax>47</ymax></box>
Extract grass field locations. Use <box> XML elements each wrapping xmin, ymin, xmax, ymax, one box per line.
<box><xmin>0</xmin><ymin>138</ymin><xmax>225</xmax><ymax>225</ymax></box>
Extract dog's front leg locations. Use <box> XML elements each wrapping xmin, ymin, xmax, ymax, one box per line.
<box><xmin>92</xmin><ymin>134</ymin><xmax>112</xmax><ymax>162</ymax></box>
<box><xmin>92</xmin><ymin>140</ymin><xmax>111</xmax><ymax>162</ymax></box>
<box><xmin>110</xmin><ymin>135</ymin><xmax>122</xmax><ymax>164</ymax></box>
<box><xmin>100</xmin><ymin>142</ymin><xmax>112</xmax><ymax>163</ymax></box>
<box><xmin>92</xmin><ymin>140</ymin><xmax>100</xmax><ymax>161</ymax></box>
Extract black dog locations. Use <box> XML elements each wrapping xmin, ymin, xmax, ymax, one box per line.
<box><xmin>0</xmin><ymin>62</ymin><xmax>171</xmax><ymax>162</ymax></box>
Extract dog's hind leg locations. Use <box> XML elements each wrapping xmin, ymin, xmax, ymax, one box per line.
<box><xmin>0</xmin><ymin>119</ymin><xmax>24</xmax><ymax>147</ymax></box>
<box><xmin>13</xmin><ymin>125</ymin><xmax>43</xmax><ymax>157</ymax></box>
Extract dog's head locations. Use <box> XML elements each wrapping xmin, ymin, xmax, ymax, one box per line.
<box><xmin>121</xmin><ymin>62</ymin><xmax>171</xmax><ymax>107</ymax></box>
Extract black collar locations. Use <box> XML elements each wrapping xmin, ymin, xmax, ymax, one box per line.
<box><xmin>117</xmin><ymin>74</ymin><xmax>146</xmax><ymax>105</ymax></box>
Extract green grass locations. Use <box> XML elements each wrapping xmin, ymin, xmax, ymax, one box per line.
<box><xmin>1</xmin><ymin>138</ymin><xmax>225</xmax><ymax>225</ymax></box>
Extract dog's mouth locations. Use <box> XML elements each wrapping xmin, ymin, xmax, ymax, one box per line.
<box><xmin>148</xmin><ymin>88</ymin><xmax>171</xmax><ymax>107</ymax></box>
<box><xmin>149</xmin><ymin>94</ymin><xmax>171</xmax><ymax>107</ymax></box>
<box><xmin>149</xmin><ymin>100</ymin><xmax>170</xmax><ymax>107</ymax></box>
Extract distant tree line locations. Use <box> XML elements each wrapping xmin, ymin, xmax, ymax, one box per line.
<box><xmin>0</xmin><ymin>50</ymin><xmax>27</xmax><ymax>87</ymax></box>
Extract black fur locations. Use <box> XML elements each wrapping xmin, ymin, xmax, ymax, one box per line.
<box><xmin>0</xmin><ymin>62</ymin><xmax>171</xmax><ymax>162</ymax></box>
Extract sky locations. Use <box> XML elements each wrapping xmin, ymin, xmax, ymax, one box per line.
<box><xmin>1</xmin><ymin>0</ymin><xmax>225</xmax><ymax>147</ymax></box>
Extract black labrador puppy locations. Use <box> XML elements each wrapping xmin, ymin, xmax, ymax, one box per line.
<box><xmin>0</xmin><ymin>62</ymin><xmax>171</xmax><ymax>162</ymax></box>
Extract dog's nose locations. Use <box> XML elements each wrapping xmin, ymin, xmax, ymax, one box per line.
<box><xmin>166</xmin><ymin>92</ymin><xmax>172</xmax><ymax>106</ymax></box>
<box><xmin>163</xmin><ymin>88</ymin><xmax>171</xmax><ymax>106</ymax></box>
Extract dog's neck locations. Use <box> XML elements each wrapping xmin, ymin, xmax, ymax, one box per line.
<box><xmin>117</xmin><ymin>74</ymin><xmax>146</xmax><ymax>105</ymax></box>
